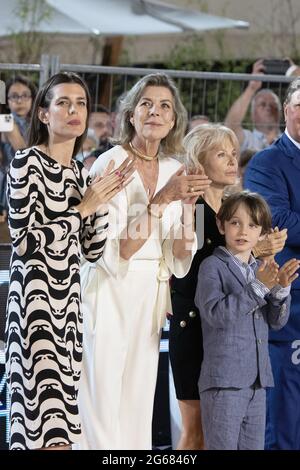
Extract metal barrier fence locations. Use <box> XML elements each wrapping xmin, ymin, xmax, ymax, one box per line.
<box><xmin>0</xmin><ymin>53</ymin><xmax>297</xmax><ymax>451</ymax></box>
<box><xmin>0</xmin><ymin>54</ymin><xmax>295</xmax><ymax>127</ymax></box>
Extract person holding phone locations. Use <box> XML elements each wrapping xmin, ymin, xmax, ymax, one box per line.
<box><xmin>225</xmin><ymin>59</ymin><xmax>282</xmax><ymax>153</ymax></box>
<box><xmin>2</xmin><ymin>75</ymin><xmax>37</xmax><ymax>162</ymax></box>
<box><xmin>0</xmin><ymin>76</ymin><xmax>37</xmax><ymax>215</ymax></box>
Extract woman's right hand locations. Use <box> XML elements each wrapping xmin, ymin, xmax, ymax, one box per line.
<box><xmin>76</xmin><ymin>157</ymin><xmax>135</xmax><ymax>219</ymax></box>
<box><xmin>248</xmin><ymin>58</ymin><xmax>265</xmax><ymax>93</ymax></box>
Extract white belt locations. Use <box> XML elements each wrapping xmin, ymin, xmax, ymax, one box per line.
<box><xmin>87</xmin><ymin>258</ymin><xmax>171</xmax><ymax>336</ymax></box>
<box><xmin>127</xmin><ymin>258</ymin><xmax>159</xmax><ymax>272</ymax></box>
<box><xmin>127</xmin><ymin>258</ymin><xmax>171</xmax><ymax>334</ymax></box>
<box><xmin>152</xmin><ymin>258</ymin><xmax>172</xmax><ymax>336</ymax></box>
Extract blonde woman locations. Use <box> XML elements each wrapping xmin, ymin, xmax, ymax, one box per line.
<box><xmin>169</xmin><ymin>123</ymin><xmax>287</xmax><ymax>450</ymax></box>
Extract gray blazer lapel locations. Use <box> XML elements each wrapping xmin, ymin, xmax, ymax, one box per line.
<box><xmin>227</xmin><ymin>261</ymin><xmax>247</xmax><ymax>287</ymax></box>
<box><xmin>214</xmin><ymin>247</ymin><xmax>247</xmax><ymax>287</ymax></box>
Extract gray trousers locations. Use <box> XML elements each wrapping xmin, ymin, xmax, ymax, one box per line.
<box><xmin>200</xmin><ymin>385</ymin><xmax>266</xmax><ymax>450</ymax></box>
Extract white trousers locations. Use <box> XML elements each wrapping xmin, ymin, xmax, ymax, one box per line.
<box><xmin>75</xmin><ymin>263</ymin><xmax>161</xmax><ymax>450</ymax></box>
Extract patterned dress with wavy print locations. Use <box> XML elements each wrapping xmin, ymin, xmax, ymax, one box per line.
<box><xmin>5</xmin><ymin>147</ymin><xmax>108</xmax><ymax>449</ymax></box>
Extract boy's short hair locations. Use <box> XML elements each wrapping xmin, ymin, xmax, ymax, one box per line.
<box><xmin>217</xmin><ymin>190</ymin><xmax>272</xmax><ymax>235</ymax></box>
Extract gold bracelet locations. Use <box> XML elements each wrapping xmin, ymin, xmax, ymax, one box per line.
<box><xmin>147</xmin><ymin>204</ymin><xmax>163</xmax><ymax>219</ymax></box>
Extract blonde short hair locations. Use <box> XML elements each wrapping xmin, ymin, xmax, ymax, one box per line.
<box><xmin>183</xmin><ymin>123</ymin><xmax>240</xmax><ymax>173</ymax></box>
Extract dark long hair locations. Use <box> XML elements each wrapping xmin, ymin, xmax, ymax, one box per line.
<box><xmin>28</xmin><ymin>72</ymin><xmax>91</xmax><ymax>157</ymax></box>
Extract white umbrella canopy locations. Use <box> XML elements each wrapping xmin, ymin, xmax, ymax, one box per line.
<box><xmin>0</xmin><ymin>0</ymin><xmax>249</xmax><ymax>37</ymax></box>
<box><xmin>0</xmin><ymin>0</ymin><xmax>91</xmax><ymax>35</ymax></box>
<box><xmin>47</xmin><ymin>0</ymin><xmax>249</xmax><ymax>35</ymax></box>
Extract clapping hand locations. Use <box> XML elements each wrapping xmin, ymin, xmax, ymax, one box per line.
<box><xmin>104</xmin><ymin>156</ymin><xmax>136</xmax><ymax>184</ymax></box>
<box><xmin>277</xmin><ymin>259</ymin><xmax>300</xmax><ymax>287</ymax></box>
<box><xmin>254</xmin><ymin>226</ymin><xmax>287</xmax><ymax>259</ymax></box>
<box><xmin>183</xmin><ymin>163</ymin><xmax>208</xmax><ymax>205</ymax></box>
<box><xmin>256</xmin><ymin>259</ymin><xmax>279</xmax><ymax>289</ymax></box>
<box><xmin>156</xmin><ymin>165</ymin><xmax>211</xmax><ymax>205</ymax></box>
<box><xmin>77</xmin><ymin>157</ymin><xmax>135</xmax><ymax>219</ymax></box>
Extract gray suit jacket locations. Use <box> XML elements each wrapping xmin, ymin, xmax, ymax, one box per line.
<box><xmin>195</xmin><ymin>247</ymin><xmax>290</xmax><ymax>392</ymax></box>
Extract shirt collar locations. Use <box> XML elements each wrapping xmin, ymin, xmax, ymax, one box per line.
<box><xmin>219</xmin><ymin>246</ymin><xmax>257</xmax><ymax>268</ymax></box>
<box><xmin>285</xmin><ymin>128</ymin><xmax>300</xmax><ymax>150</ymax></box>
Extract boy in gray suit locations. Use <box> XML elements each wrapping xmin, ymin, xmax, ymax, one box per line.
<box><xmin>195</xmin><ymin>190</ymin><xmax>300</xmax><ymax>450</ymax></box>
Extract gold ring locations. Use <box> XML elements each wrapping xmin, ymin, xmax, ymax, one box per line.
<box><xmin>189</xmin><ymin>186</ymin><xmax>194</xmax><ymax>193</ymax></box>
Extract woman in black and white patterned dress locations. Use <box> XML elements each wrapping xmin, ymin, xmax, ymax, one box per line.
<box><xmin>5</xmin><ymin>72</ymin><xmax>134</xmax><ymax>450</ymax></box>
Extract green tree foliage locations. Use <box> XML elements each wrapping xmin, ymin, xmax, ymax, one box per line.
<box><xmin>164</xmin><ymin>34</ymin><xmax>251</xmax><ymax>123</ymax></box>
<box><xmin>10</xmin><ymin>0</ymin><xmax>53</xmax><ymax>63</ymax></box>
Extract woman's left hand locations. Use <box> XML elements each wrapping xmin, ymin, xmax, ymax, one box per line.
<box><xmin>254</xmin><ymin>226</ymin><xmax>287</xmax><ymax>259</ymax></box>
<box><xmin>153</xmin><ymin>165</ymin><xmax>211</xmax><ymax>205</ymax></box>
<box><xmin>182</xmin><ymin>165</ymin><xmax>206</xmax><ymax>205</ymax></box>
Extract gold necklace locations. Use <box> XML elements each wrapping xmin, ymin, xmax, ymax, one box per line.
<box><xmin>129</xmin><ymin>141</ymin><xmax>159</xmax><ymax>161</ymax></box>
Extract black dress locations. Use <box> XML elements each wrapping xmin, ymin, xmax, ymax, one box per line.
<box><xmin>169</xmin><ymin>198</ymin><xmax>224</xmax><ymax>400</ymax></box>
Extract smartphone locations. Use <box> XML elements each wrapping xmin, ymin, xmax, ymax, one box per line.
<box><xmin>263</xmin><ymin>59</ymin><xmax>290</xmax><ymax>75</ymax></box>
<box><xmin>0</xmin><ymin>80</ymin><xmax>5</xmax><ymax>104</ymax></box>
<box><xmin>0</xmin><ymin>114</ymin><xmax>14</xmax><ymax>132</ymax></box>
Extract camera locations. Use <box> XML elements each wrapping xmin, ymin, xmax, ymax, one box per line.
<box><xmin>263</xmin><ymin>59</ymin><xmax>290</xmax><ymax>75</ymax></box>
<box><xmin>0</xmin><ymin>114</ymin><xmax>14</xmax><ymax>132</ymax></box>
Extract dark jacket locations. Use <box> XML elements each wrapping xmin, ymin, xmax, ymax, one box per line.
<box><xmin>244</xmin><ymin>131</ymin><xmax>300</xmax><ymax>340</ymax></box>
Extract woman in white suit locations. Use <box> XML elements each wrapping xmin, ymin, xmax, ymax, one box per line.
<box><xmin>76</xmin><ymin>73</ymin><xmax>211</xmax><ymax>450</ymax></box>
